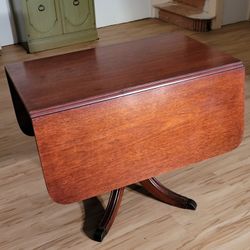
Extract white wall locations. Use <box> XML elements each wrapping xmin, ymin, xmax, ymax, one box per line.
<box><xmin>0</xmin><ymin>0</ymin><xmax>151</xmax><ymax>46</ymax></box>
<box><xmin>94</xmin><ymin>0</ymin><xmax>151</xmax><ymax>28</ymax></box>
<box><xmin>223</xmin><ymin>0</ymin><xmax>250</xmax><ymax>25</ymax></box>
<box><xmin>150</xmin><ymin>0</ymin><xmax>170</xmax><ymax>17</ymax></box>
<box><xmin>0</xmin><ymin>0</ymin><xmax>17</xmax><ymax>46</ymax></box>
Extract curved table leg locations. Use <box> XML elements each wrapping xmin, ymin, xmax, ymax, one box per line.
<box><xmin>94</xmin><ymin>187</ymin><xmax>125</xmax><ymax>242</ymax></box>
<box><xmin>140</xmin><ymin>177</ymin><xmax>197</xmax><ymax>210</ymax></box>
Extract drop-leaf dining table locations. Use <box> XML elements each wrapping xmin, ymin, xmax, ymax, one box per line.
<box><xmin>4</xmin><ymin>33</ymin><xmax>244</xmax><ymax>242</ymax></box>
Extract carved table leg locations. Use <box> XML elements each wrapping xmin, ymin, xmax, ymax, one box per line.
<box><xmin>94</xmin><ymin>187</ymin><xmax>125</xmax><ymax>242</ymax></box>
<box><xmin>93</xmin><ymin>177</ymin><xmax>196</xmax><ymax>242</ymax></box>
<box><xmin>140</xmin><ymin>177</ymin><xmax>197</xmax><ymax>210</ymax></box>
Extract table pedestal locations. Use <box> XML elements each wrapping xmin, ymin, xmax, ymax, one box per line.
<box><xmin>94</xmin><ymin>177</ymin><xmax>197</xmax><ymax>242</ymax></box>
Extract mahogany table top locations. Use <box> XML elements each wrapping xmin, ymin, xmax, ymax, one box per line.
<box><xmin>5</xmin><ymin>33</ymin><xmax>244</xmax><ymax>204</ymax></box>
<box><xmin>5</xmin><ymin>33</ymin><xmax>241</xmax><ymax>118</ymax></box>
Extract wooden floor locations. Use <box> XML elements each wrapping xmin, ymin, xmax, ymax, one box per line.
<box><xmin>0</xmin><ymin>19</ymin><xmax>250</xmax><ymax>250</ymax></box>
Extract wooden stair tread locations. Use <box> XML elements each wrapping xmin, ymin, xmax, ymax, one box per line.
<box><xmin>176</xmin><ymin>0</ymin><xmax>207</xmax><ymax>10</ymax></box>
<box><xmin>155</xmin><ymin>2</ymin><xmax>215</xmax><ymax>20</ymax></box>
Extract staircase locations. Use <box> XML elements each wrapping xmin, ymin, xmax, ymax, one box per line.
<box><xmin>154</xmin><ymin>0</ymin><xmax>215</xmax><ymax>32</ymax></box>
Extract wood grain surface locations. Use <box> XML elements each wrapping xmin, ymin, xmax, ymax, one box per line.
<box><xmin>0</xmin><ymin>19</ymin><xmax>250</xmax><ymax>250</ymax></box>
<box><xmin>177</xmin><ymin>0</ymin><xmax>206</xmax><ymax>9</ymax></box>
<box><xmin>33</xmin><ymin>67</ymin><xmax>244</xmax><ymax>203</ymax></box>
<box><xmin>5</xmin><ymin>33</ymin><xmax>241</xmax><ymax>118</ymax></box>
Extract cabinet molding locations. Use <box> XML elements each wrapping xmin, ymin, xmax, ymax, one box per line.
<box><xmin>61</xmin><ymin>0</ymin><xmax>96</xmax><ymax>33</ymax></box>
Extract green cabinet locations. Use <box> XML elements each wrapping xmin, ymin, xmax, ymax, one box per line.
<box><xmin>11</xmin><ymin>0</ymin><xmax>98</xmax><ymax>53</ymax></box>
<box><xmin>25</xmin><ymin>0</ymin><xmax>62</xmax><ymax>39</ymax></box>
<box><xmin>60</xmin><ymin>0</ymin><xmax>96</xmax><ymax>33</ymax></box>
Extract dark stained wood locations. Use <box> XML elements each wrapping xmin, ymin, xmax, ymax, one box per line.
<box><xmin>4</xmin><ymin>33</ymin><xmax>241</xmax><ymax>118</ymax></box>
<box><xmin>5</xmin><ymin>70</ymin><xmax>34</xmax><ymax>136</ymax></box>
<box><xmin>4</xmin><ymin>34</ymin><xmax>245</xmax><ymax>204</ymax></box>
<box><xmin>94</xmin><ymin>188</ymin><xmax>124</xmax><ymax>242</ymax></box>
<box><xmin>32</xmin><ymin>67</ymin><xmax>244</xmax><ymax>204</ymax></box>
<box><xmin>140</xmin><ymin>177</ymin><xmax>197</xmax><ymax>210</ymax></box>
<box><xmin>94</xmin><ymin>176</ymin><xmax>198</xmax><ymax>242</ymax></box>
<box><xmin>1</xmin><ymin>19</ymin><xmax>250</xmax><ymax>249</ymax></box>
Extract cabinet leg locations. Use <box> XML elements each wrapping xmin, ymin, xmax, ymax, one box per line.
<box><xmin>93</xmin><ymin>187</ymin><xmax>125</xmax><ymax>242</ymax></box>
<box><xmin>140</xmin><ymin>177</ymin><xmax>197</xmax><ymax>210</ymax></box>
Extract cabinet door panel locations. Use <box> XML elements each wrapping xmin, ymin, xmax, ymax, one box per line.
<box><xmin>25</xmin><ymin>0</ymin><xmax>62</xmax><ymax>39</ymax></box>
<box><xmin>60</xmin><ymin>0</ymin><xmax>95</xmax><ymax>33</ymax></box>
